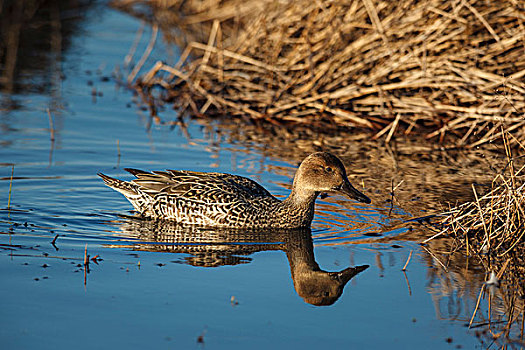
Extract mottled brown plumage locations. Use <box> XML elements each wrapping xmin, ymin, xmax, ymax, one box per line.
<box><xmin>98</xmin><ymin>152</ymin><xmax>371</xmax><ymax>228</ymax></box>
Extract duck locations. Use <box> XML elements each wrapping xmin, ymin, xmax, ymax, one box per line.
<box><xmin>98</xmin><ymin>152</ymin><xmax>371</xmax><ymax>229</ymax></box>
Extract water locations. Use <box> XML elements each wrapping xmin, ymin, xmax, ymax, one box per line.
<box><xmin>0</xmin><ymin>1</ymin><xmax>499</xmax><ymax>349</ymax></box>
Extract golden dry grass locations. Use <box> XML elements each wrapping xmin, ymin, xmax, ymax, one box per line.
<box><xmin>425</xmin><ymin>134</ymin><xmax>525</xmax><ymax>342</ymax></box>
<box><xmin>434</xmin><ymin>132</ymin><xmax>524</xmax><ymax>258</ymax></box>
<box><xmin>113</xmin><ymin>0</ymin><xmax>525</xmax><ymax>147</ymax></box>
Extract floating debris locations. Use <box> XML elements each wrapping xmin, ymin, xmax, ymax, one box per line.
<box><xmin>196</xmin><ymin>328</ymin><xmax>207</xmax><ymax>344</ymax></box>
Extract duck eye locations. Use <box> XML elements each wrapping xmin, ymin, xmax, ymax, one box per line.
<box><xmin>325</xmin><ymin>166</ymin><xmax>333</xmax><ymax>173</ymax></box>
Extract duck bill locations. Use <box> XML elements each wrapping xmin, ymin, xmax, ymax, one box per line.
<box><xmin>339</xmin><ymin>180</ymin><xmax>371</xmax><ymax>204</ymax></box>
<box><xmin>337</xmin><ymin>265</ymin><xmax>370</xmax><ymax>284</ymax></box>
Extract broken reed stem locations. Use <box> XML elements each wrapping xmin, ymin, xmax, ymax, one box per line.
<box><xmin>124</xmin><ymin>21</ymin><xmax>145</xmax><ymax>68</ymax></box>
<box><xmin>421</xmin><ymin>229</ymin><xmax>445</xmax><ymax>244</ymax></box>
<box><xmin>385</xmin><ymin>114</ymin><xmax>401</xmax><ymax>144</ymax></box>
<box><xmin>83</xmin><ymin>244</ymin><xmax>89</xmax><ymax>285</ymax></box>
<box><xmin>388</xmin><ymin>179</ymin><xmax>404</xmax><ymax>216</ymax></box>
<box><xmin>402</xmin><ymin>270</ymin><xmax>412</xmax><ymax>296</ymax></box>
<box><xmin>51</xmin><ymin>234</ymin><xmax>59</xmax><ymax>251</ymax></box>
<box><xmin>422</xmin><ymin>245</ymin><xmax>448</xmax><ymax>272</ymax></box>
<box><xmin>472</xmin><ymin>183</ymin><xmax>490</xmax><ymax>251</ymax></box>
<box><xmin>46</xmin><ymin>108</ymin><xmax>55</xmax><ymax>142</ymax></box>
<box><xmin>116</xmin><ymin>139</ymin><xmax>121</xmax><ymax>168</ymax></box>
<box><xmin>7</xmin><ymin>165</ymin><xmax>14</xmax><ymax>218</ymax></box>
<box><xmin>402</xmin><ymin>250</ymin><xmax>413</xmax><ymax>271</ymax></box>
<box><xmin>84</xmin><ymin>244</ymin><xmax>88</xmax><ymax>266</ymax></box>
<box><xmin>128</xmin><ymin>23</ymin><xmax>158</xmax><ymax>83</ymax></box>
<box><xmin>388</xmin><ymin>179</ymin><xmax>394</xmax><ymax>216</ymax></box>
<box><xmin>469</xmin><ymin>284</ymin><xmax>485</xmax><ymax>328</ymax></box>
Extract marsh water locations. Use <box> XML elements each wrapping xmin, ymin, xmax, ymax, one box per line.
<box><xmin>0</xmin><ymin>1</ymin><xmax>514</xmax><ymax>349</ymax></box>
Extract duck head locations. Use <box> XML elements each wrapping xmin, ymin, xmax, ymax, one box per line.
<box><xmin>293</xmin><ymin>152</ymin><xmax>371</xmax><ymax>204</ymax></box>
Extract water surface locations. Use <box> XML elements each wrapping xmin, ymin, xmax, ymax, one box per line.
<box><xmin>0</xmin><ymin>1</ymin><xmax>508</xmax><ymax>349</ymax></box>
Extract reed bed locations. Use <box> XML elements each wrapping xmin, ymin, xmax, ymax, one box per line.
<box><xmin>435</xmin><ymin>135</ymin><xmax>525</xmax><ymax>262</ymax></box>
<box><xmin>114</xmin><ymin>0</ymin><xmax>525</xmax><ymax>147</ymax></box>
<box><xmin>437</xmin><ymin>166</ymin><xmax>525</xmax><ymax>261</ymax></box>
<box><xmin>430</xmin><ymin>137</ymin><xmax>525</xmax><ymax>342</ymax></box>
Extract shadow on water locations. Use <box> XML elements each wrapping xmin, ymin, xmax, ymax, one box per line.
<box><xmin>0</xmin><ymin>0</ymin><xmax>96</xmax><ymax>96</ymax></box>
<box><xmin>105</xmin><ymin>217</ymin><xmax>369</xmax><ymax>306</ymax></box>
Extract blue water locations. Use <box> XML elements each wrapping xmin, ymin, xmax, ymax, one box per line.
<box><xmin>0</xmin><ymin>2</ymin><xmax>496</xmax><ymax>349</ymax></box>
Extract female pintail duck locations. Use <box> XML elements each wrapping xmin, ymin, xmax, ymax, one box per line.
<box><xmin>98</xmin><ymin>152</ymin><xmax>371</xmax><ymax>229</ymax></box>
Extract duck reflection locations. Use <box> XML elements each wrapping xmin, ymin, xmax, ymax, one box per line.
<box><xmin>110</xmin><ymin>218</ymin><xmax>369</xmax><ymax>306</ymax></box>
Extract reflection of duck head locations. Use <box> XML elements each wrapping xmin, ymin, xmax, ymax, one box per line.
<box><xmin>291</xmin><ymin>266</ymin><xmax>368</xmax><ymax>306</ymax></box>
<box><xmin>285</xmin><ymin>230</ymin><xmax>368</xmax><ymax>306</ymax></box>
<box><xmin>109</xmin><ymin>218</ymin><xmax>368</xmax><ymax>306</ymax></box>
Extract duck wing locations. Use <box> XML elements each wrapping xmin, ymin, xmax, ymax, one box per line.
<box><xmin>124</xmin><ymin>168</ymin><xmax>274</xmax><ymax>204</ymax></box>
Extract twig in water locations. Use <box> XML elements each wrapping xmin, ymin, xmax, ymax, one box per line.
<box><xmin>51</xmin><ymin>234</ymin><xmax>59</xmax><ymax>251</ymax></box>
<box><xmin>388</xmin><ymin>179</ymin><xmax>404</xmax><ymax>216</ymax></box>
<box><xmin>402</xmin><ymin>270</ymin><xmax>412</xmax><ymax>296</ymax></box>
<box><xmin>402</xmin><ymin>250</ymin><xmax>413</xmax><ymax>271</ymax></box>
<box><xmin>83</xmin><ymin>244</ymin><xmax>90</xmax><ymax>285</ymax></box>
<box><xmin>116</xmin><ymin>139</ymin><xmax>121</xmax><ymax>168</ymax></box>
<box><xmin>7</xmin><ymin>165</ymin><xmax>14</xmax><ymax>218</ymax></box>
<box><xmin>469</xmin><ymin>284</ymin><xmax>485</xmax><ymax>328</ymax></box>
<box><xmin>197</xmin><ymin>328</ymin><xmax>207</xmax><ymax>344</ymax></box>
<box><xmin>84</xmin><ymin>244</ymin><xmax>89</xmax><ymax>266</ymax></box>
<box><xmin>46</xmin><ymin>108</ymin><xmax>55</xmax><ymax>142</ymax></box>
<box><xmin>421</xmin><ymin>245</ymin><xmax>448</xmax><ymax>272</ymax></box>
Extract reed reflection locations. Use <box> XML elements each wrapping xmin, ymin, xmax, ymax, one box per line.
<box><xmin>110</xmin><ymin>218</ymin><xmax>368</xmax><ymax>306</ymax></box>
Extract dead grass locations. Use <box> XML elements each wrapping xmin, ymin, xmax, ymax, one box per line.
<box><xmin>428</xmin><ymin>133</ymin><xmax>525</xmax><ymax>341</ymax></box>
<box><xmin>113</xmin><ymin>0</ymin><xmax>525</xmax><ymax>147</ymax></box>
<box><xmin>436</xmin><ymin>132</ymin><xmax>525</xmax><ymax>259</ymax></box>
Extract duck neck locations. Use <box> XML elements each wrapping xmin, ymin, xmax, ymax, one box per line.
<box><xmin>280</xmin><ymin>186</ymin><xmax>319</xmax><ymax>227</ymax></box>
<box><xmin>285</xmin><ymin>230</ymin><xmax>320</xmax><ymax>274</ymax></box>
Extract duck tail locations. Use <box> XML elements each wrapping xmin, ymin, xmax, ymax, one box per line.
<box><xmin>97</xmin><ymin>172</ymin><xmax>151</xmax><ymax>213</ymax></box>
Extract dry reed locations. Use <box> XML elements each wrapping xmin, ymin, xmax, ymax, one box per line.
<box><xmin>436</xmin><ymin>147</ymin><xmax>525</xmax><ymax>261</ymax></box>
<box><xmin>114</xmin><ymin>0</ymin><xmax>525</xmax><ymax>147</ymax></box>
<box><xmin>428</xmin><ymin>134</ymin><xmax>525</xmax><ymax>341</ymax></box>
